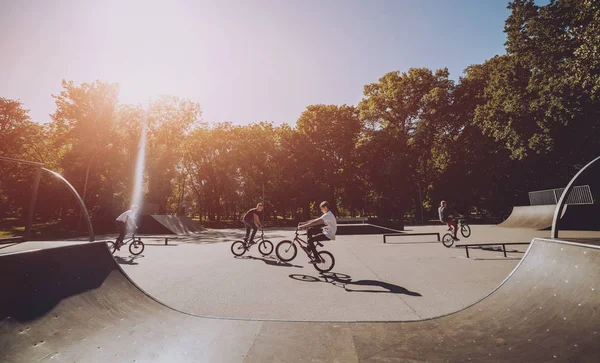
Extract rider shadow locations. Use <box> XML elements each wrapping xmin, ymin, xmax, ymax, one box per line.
<box><xmin>235</xmin><ymin>255</ymin><xmax>303</xmax><ymax>268</ymax></box>
<box><xmin>114</xmin><ymin>255</ymin><xmax>142</xmax><ymax>265</ymax></box>
<box><xmin>289</xmin><ymin>272</ymin><xmax>421</xmax><ymax>296</ymax></box>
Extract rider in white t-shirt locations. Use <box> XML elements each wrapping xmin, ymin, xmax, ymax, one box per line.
<box><xmin>298</xmin><ymin>201</ymin><xmax>337</xmax><ymax>264</ymax></box>
<box><xmin>115</xmin><ymin>205</ymin><xmax>139</xmax><ymax>250</ymax></box>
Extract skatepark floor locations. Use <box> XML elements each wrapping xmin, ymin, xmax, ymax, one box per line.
<box><xmin>3</xmin><ymin>225</ymin><xmax>600</xmax><ymax>362</ymax></box>
<box><xmin>3</xmin><ymin>225</ymin><xmax>599</xmax><ymax>321</ymax></box>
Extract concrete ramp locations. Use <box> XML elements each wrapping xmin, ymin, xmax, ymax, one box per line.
<box><xmin>2</xmin><ymin>239</ymin><xmax>600</xmax><ymax>362</ymax></box>
<box><xmin>150</xmin><ymin>215</ymin><xmax>205</xmax><ymax>235</ymax></box>
<box><xmin>498</xmin><ymin>205</ymin><xmax>562</xmax><ymax>229</ymax></box>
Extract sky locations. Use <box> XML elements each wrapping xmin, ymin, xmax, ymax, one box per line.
<box><xmin>1</xmin><ymin>0</ymin><xmax>516</xmax><ymax>126</ymax></box>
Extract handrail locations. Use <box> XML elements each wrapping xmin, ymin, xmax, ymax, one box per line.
<box><xmin>0</xmin><ymin>156</ymin><xmax>95</xmax><ymax>242</ymax></box>
<box><xmin>552</xmin><ymin>156</ymin><xmax>600</xmax><ymax>238</ymax></box>
<box><xmin>42</xmin><ymin>168</ymin><xmax>95</xmax><ymax>242</ymax></box>
<box><xmin>455</xmin><ymin>242</ymin><xmax>530</xmax><ymax>258</ymax></box>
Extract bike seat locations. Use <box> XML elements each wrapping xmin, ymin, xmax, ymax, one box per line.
<box><xmin>317</xmin><ymin>242</ymin><xmax>324</xmax><ymax>247</ymax></box>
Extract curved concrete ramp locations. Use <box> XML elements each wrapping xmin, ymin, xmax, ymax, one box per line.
<box><xmin>1</xmin><ymin>239</ymin><xmax>600</xmax><ymax>362</ymax></box>
<box><xmin>499</xmin><ymin>205</ymin><xmax>562</xmax><ymax>229</ymax></box>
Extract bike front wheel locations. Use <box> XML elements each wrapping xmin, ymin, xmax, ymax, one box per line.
<box><xmin>231</xmin><ymin>241</ymin><xmax>247</xmax><ymax>256</ymax></box>
<box><xmin>129</xmin><ymin>239</ymin><xmax>145</xmax><ymax>255</ymax></box>
<box><xmin>442</xmin><ymin>233</ymin><xmax>455</xmax><ymax>248</ymax></box>
<box><xmin>258</xmin><ymin>240</ymin><xmax>274</xmax><ymax>256</ymax></box>
<box><xmin>314</xmin><ymin>251</ymin><xmax>335</xmax><ymax>273</ymax></box>
<box><xmin>460</xmin><ymin>224</ymin><xmax>471</xmax><ymax>238</ymax></box>
<box><xmin>276</xmin><ymin>240</ymin><xmax>297</xmax><ymax>262</ymax></box>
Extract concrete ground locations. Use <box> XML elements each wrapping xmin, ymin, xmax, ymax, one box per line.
<box><xmin>3</xmin><ymin>224</ymin><xmax>599</xmax><ymax>322</ymax></box>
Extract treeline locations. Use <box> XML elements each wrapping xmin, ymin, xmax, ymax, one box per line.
<box><xmin>1</xmin><ymin>0</ymin><xmax>598</xmax><ymax>231</ymax></box>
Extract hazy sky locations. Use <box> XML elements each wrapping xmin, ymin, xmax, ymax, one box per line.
<box><xmin>1</xmin><ymin>0</ymin><xmax>517</xmax><ymax>125</ymax></box>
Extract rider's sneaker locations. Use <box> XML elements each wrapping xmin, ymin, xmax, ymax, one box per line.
<box><xmin>453</xmin><ymin>237</ymin><xmax>460</xmax><ymax>241</ymax></box>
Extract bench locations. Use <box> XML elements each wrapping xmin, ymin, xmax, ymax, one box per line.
<box><xmin>455</xmin><ymin>242</ymin><xmax>530</xmax><ymax>258</ymax></box>
<box><xmin>163</xmin><ymin>236</ymin><xmax>179</xmax><ymax>245</ymax></box>
<box><xmin>383</xmin><ymin>233</ymin><xmax>441</xmax><ymax>243</ymax></box>
<box><xmin>137</xmin><ymin>235</ymin><xmax>180</xmax><ymax>245</ymax></box>
<box><xmin>337</xmin><ymin>217</ymin><xmax>368</xmax><ymax>224</ymax></box>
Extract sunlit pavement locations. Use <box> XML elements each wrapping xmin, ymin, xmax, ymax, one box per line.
<box><xmin>4</xmin><ymin>225</ymin><xmax>599</xmax><ymax>322</ymax></box>
<box><xmin>115</xmin><ymin>225</ymin><xmax>599</xmax><ymax>321</ymax></box>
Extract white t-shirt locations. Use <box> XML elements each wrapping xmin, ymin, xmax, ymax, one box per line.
<box><xmin>319</xmin><ymin>211</ymin><xmax>337</xmax><ymax>240</ymax></box>
<box><xmin>116</xmin><ymin>210</ymin><xmax>135</xmax><ymax>224</ymax></box>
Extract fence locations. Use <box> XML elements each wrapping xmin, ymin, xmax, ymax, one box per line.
<box><xmin>529</xmin><ymin>185</ymin><xmax>594</xmax><ymax>206</ymax></box>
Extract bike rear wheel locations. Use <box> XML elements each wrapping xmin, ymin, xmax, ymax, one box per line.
<box><xmin>442</xmin><ymin>233</ymin><xmax>455</xmax><ymax>247</ymax></box>
<box><xmin>258</xmin><ymin>240</ymin><xmax>274</xmax><ymax>256</ymax></box>
<box><xmin>276</xmin><ymin>240</ymin><xmax>297</xmax><ymax>262</ymax></box>
<box><xmin>460</xmin><ymin>224</ymin><xmax>471</xmax><ymax>238</ymax></box>
<box><xmin>314</xmin><ymin>251</ymin><xmax>335</xmax><ymax>273</ymax></box>
<box><xmin>129</xmin><ymin>239</ymin><xmax>145</xmax><ymax>255</ymax></box>
<box><xmin>231</xmin><ymin>241</ymin><xmax>247</xmax><ymax>256</ymax></box>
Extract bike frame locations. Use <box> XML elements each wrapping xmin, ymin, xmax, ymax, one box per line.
<box><xmin>291</xmin><ymin>230</ymin><xmax>317</xmax><ymax>258</ymax></box>
<box><xmin>117</xmin><ymin>233</ymin><xmax>140</xmax><ymax>246</ymax></box>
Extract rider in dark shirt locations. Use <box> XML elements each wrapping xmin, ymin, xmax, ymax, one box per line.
<box><xmin>243</xmin><ymin>203</ymin><xmax>264</xmax><ymax>245</ymax></box>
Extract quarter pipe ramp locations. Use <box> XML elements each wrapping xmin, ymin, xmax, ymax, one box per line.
<box><xmin>150</xmin><ymin>215</ymin><xmax>205</xmax><ymax>235</ymax></box>
<box><xmin>1</xmin><ymin>239</ymin><xmax>599</xmax><ymax>362</ymax></box>
<box><xmin>498</xmin><ymin>205</ymin><xmax>561</xmax><ymax>229</ymax></box>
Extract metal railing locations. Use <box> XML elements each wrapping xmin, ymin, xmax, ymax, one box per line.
<box><xmin>529</xmin><ymin>185</ymin><xmax>594</xmax><ymax>206</ymax></box>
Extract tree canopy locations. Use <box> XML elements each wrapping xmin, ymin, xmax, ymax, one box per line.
<box><xmin>1</xmin><ymin>0</ymin><xmax>598</xmax><ymax>234</ymax></box>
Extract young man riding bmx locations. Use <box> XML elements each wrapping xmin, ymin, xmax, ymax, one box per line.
<box><xmin>438</xmin><ymin>200</ymin><xmax>460</xmax><ymax>241</ymax></box>
<box><xmin>115</xmin><ymin>205</ymin><xmax>139</xmax><ymax>250</ymax></box>
<box><xmin>243</xmin><ymin>203</ymin><xmax>264</xmax><ymax>245</ymax></box>
<box><xmin>298</xmin><ymin>201</ymin><xmax>337</xmax><ymax>263</ymax></box>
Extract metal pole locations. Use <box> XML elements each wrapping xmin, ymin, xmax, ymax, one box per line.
<box><xmin>77</xmin><ymin>143</ymin><xmax>111</xmax><ymax>232</ymax></box>
<box><xmin>76</xmin><ymin>157</ymin><xmax>94</xmax><ymax>232</ymax></box>
<box><xmin>0</xmin><ymin>156</ymin><xmax>43</xmax><ymax>167</ymax></box>
<box><xmin>24</xmin><ymin>167</ymin><xmax>42</xmax><ymax>240</ymax></box>
<box><xmin>43</xmin><ymin>168</ymin><xmax>95</xmax><ymax>242</ymax></box>
<box><xmin>417</xmin><ymin>183</ymin><xmax>424</xmax><ymax>224</ymax></box>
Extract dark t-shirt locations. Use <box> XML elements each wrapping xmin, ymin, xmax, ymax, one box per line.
<box><xmin>243</xmin><ymin>208</ymin><xmax>260</xmax><ymax>222</ymax></box>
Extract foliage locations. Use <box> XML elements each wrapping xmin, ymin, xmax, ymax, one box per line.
<box><xmin>1</xmin><ymin>0</ymin><xmax>598</xmax><ymax>232</ymax></box>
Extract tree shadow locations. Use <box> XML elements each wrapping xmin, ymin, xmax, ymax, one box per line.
<box><xmin>235</xmin><ymin>255</ymin><xmax>303</xmax><ymax>268</ymax></box>
<box><xmin>289</xmin><ymin>272</ymin><xmax>422</xmax><ymax>296</ymax></box>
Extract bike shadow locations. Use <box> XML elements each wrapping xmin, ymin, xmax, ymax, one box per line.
<box><xmin>235</xmin><ymin>255</ymin><xmax>303</xmax><ymax>268</ymax></box>
<box><xmin>289</xmin><ymin>272</ymin><xmax>421</xmax><ymax>296</ymax></box>
<box><xmin>114</xmin><ymin>255</ymin><xmax>143</xmax><ymax>265</ymax></box>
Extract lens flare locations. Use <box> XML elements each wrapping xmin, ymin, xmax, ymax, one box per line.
<box><xmin>131</xmin><ymin>117</ymin><xmax>147</xmax><ymax>226</ymax></box>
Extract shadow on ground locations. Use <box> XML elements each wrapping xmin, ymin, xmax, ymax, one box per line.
<box><xmin>235</xmin><ymin>255</ymin><xmax>303</xmax><ymax>268</ymax></box>
<box><xmin>290</xmin><ymin>272</ymin><xmax>422</xmax><ymax>296</ymax></box>
<box><xmin>114</xmin><ymin>255</ymin><xmax>143</xmax><ymax>265</ymax></box>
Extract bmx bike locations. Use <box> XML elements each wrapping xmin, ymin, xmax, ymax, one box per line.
<box><xmin>442</xmin><ymin>218</ymin><xmax>471</xmax><ymax>247</ymax></box>
<box><xmin>106</xmin><ymin>233</ymin><xmax>145</xmax><ymax>255</ymax></box>
<box><xmin>275</xmin><ymin>226</ymin><xmax>335</xmax><ymax>273</ymax></box>
<box><xmin>231</xmin><ymin>228</ymin><xmax>274</xmax><ymax>257</ymax></box>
